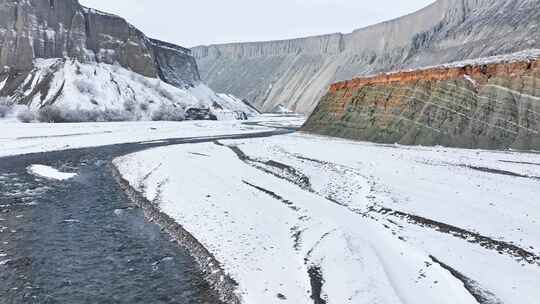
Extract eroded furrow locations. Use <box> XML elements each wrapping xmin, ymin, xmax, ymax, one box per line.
<box><xmin>216</xmin><ymin>141</ymin><xmax>312</xmax><ymax>190</ymax></box>
<box><xmin>240</xmin><ymin>179</ymin><xmax>327</xmax><ymax>304</ymax></box>
<box><xmin>430</xmin><ymin>255</ymin><xmax>503</xmax><ymax>304</ymax></box>
<box><xmin>242</xmin><ymin>180</ymin><xmax>300</xmax><ymax>212</ymax></box>
<box><xmin>374</xmin><ymin>206</ymin><xmax>540</xmax><ymax>266</ymax></box>
<box><xmin>290</xmin><ymin>154</ymin><xmax>540</xmax><ymax>267</ymax></box>
<box><xmin>464</xmin><ymin>165</ymin><xmax>540</xmax><ymax>180</ymax></box>
<box><xmin>229</xmin><ymin>146</ymin><xmax>540</xmax><ymax>267</ymax></box>
<box><xmin>306</xmin><ymin>266</ymin><xmax>327</xmax><ymax>304</ymax></box>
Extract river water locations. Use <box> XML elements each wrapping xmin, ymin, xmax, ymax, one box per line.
<box><xmin>0</xmin><ymin>130</ymin><xmax>289</xmax><ymax>303</ymax></box>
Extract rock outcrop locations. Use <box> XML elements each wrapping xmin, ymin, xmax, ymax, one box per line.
<box><xmin>150</xmin><ymin>39</ymin><xmax>201</xmax><ymax>88</ymax></box>
<box><xmin>0</xmin><ymin>0</ymin><xmax>256</xmax><ymax>121</ymax></box>
<box><xmin>192</xmin><ymin>0</ymin><xmax>540</xmax><ymax>114</ymax></box>
<box><xmin>0</xmin><ymin>0</ymin><xmax>202</xmax><ymax>90</ymax></box>
<box><xmin>1</xmin><ymin>0</ymin><xmax>158</xmax><ymax>78</ymax></box>
<box><xmin>301</xmin><ymin>50</ymin><xmax>540</xmax><ymax>150</ymax></box>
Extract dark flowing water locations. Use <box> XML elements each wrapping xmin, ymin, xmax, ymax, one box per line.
<box><xmin>0</xmin><ymin>130</ymin><xmax>290</xmax><ymax>303</ymax></box>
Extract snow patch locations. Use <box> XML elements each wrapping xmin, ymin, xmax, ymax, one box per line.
<box><xmin>0</xmin><ymin>77</ymin><xmax>7</xmax><ymax>91</ymax></box>
<box><xmin>0</xmin><ymin>259</ymin><xmax>11</xmax><ymax>266</ymax></box>
<box><xmin>271</xmin><ymin>104</ymin><xmax>294</xmax><ymax>114</ymax></box>
<box><xmin>27</xmin><ymin>165</ymin><xmax>77</xmax><ymax>181</ymax></box>
<box><xmin>464</xmin><ymin>74</ymin><xmax>477</xmax><ymax>86</ymax></box>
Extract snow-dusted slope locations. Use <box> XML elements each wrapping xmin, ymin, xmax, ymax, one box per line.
<box><xmin>114</xmin><ymin>133</ymin><xmax>540</xmax><ymax>304</ymax></box>
<box><xmin>217</xmin><ymin>94</ymin><xmax>260</xmax><ymax>116</ymax></box>
<box><xmin>0</xmin><ymin>59</ymin><xmax>255</xmax><ymax>122</ymax></box>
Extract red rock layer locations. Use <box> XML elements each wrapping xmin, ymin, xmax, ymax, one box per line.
<box><xmin>329</xmin><ymin>60</ymin><xmax>540</xmax><ymax>93</ymax></box>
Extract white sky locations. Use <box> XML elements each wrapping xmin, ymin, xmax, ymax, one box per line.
<box><xmin>80</xmin><ymin>0</ymin><xmax>436</xmax><ymax>47</ymax></box>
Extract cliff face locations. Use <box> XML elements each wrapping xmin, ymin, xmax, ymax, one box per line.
<box><xmin>192</xmin><ymin>0</ymin><xmax>540</xmax><ymax>114</ymax></box>
<box><xmin>0</xmin><ymin>0</ymin><xmax>199</xmax><ymax>86</ymax></box>
<box><xmin>150</xmin><ymin>39</ymin><xmax>201</xmax><ymax>88</ymax></box>
<box><xmin>301</xmin><ymin>50</ymin><xmax>540</xmax><ymax>150</ymax></box>
<box><xmin>0</xmin><ymin>0</ymin><xmax>258</xmax><ymax>121</ymax></box>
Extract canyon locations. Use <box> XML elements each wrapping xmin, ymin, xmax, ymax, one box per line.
<box><xmin>302</xmin><ymin>50</ymin><xmax>540</xmax><ymax>150</ymax></box>
<box><xmin>193</xmin><ymin>0</ymin><xmax>540</xmax><ymax>114</ymax></box>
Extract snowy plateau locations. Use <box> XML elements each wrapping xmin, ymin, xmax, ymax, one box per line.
<box><xmin>114</xmin><ymin>127</ymin><xmax>540</xmax><ymax>304</ymax></box>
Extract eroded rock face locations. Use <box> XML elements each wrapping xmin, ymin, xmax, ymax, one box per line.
<box><xmin>150</xmin><ymin>39</ymin><xmax>201</xmax><ymax>88</ymax></box>
<box><xmin>302</xmin><ymin>52</ymin><xmax>540</xmax><ymax>150</ymax></box>
<box><xmin>0</xmin><ymin>0</ymin><xmax>199</xmax><ymax>86</ymax></box>
<box><xmin>192</xmin><ymin>0</ymin><xmax>540</xmax><ymax>114</ymax></box>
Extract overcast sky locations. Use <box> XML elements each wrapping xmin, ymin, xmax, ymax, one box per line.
<box><xmin>80</xmin><ymin>0</ymin><xmax>435</xmax><ymax>48</ymax></box>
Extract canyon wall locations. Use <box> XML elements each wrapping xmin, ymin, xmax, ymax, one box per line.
<box><xmin>0</xmin><ymin>0</ymin><xmax>258</xmax><ymax>121</ymax></box>
<box><xmin>192</xmin><ymin>0</ymin><xmax>540</xmax><ymax>114</ymax></box>
<box><xmin>0</xmin><ymin>0</ymin><xmax>200</xmax><ymax>87</ymax></box>
<box><xmin>301</xmin><ymin>51</ymin><xmax>540</xmax><ymax>150</ymax></box>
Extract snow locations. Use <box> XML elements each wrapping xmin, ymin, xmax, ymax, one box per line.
<box><xmin>114</xmin><ymin>132</ymin><xmax>540</xmax><ymax>304</ymax></box>
<box><xmin>0</xmin><ymin>115</ymin><xmax>304</xmax><ymax>157</ymax></box>
<box><xmin>216</xmin><ymin>93</ymin><xmax>259</xmax><ymax>116</ymax></box>
<box><xmin>27</xmin><ymin>164</ymin><xmax>77</xmax><ymax>181</ymax></box>
<box><xmin>0</xmin><ymin>77</ymin><xmax>7</xmax><ymax>91</ymax></box>
<box><xmin>463</xmin><ymin>74</ymin><xmax>477</xmax><ymax>86</ymax></box>
<box><xmin>9</xmin><ymin>58</ymin><xmax>255</xmax><ymax>121</ymax></box>
<box><xmin>0</xmin><ymin>259</ymin><xmax>11</xmax><ymax>266</ymax></box>
<box><xmin>271</xmin><ymin>104</ymin><xmax>294</xmax><ymax>114</ymax></box>
<box><xmin>248</xmin><ymin>114</ymin><xmax>305</xmax><ymax>129</ymax></box>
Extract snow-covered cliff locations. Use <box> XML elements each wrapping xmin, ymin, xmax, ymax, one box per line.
<box><xmin>0</xmin><ymin>0</ymin><xmax>255</xmax><ymax>121</ymax></box>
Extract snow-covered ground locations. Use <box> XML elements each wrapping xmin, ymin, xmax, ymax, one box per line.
<box><xmin>114</xmin><ymin>133</ymin><xmax>540</xmax><ymax>304</ymax></box>
<box><xmin>0</xmin><ymin>115</ymin><xmax>305</xmax><ymax>157</ymax></box>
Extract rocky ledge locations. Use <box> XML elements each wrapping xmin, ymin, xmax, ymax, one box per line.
<box><xmin>302</xmin><ymin>50</ymin><xmax>540</xmax><ymax>150</ymax></box>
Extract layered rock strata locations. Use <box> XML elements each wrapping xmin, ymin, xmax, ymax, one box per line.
<box><xmin>302</xmin><ymin>50</ymin><xmax>540</xmax><ymax>150</ymax></box>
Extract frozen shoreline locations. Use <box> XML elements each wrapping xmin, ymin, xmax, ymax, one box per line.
<box><xmin>110</xmin><ymin>164</ymin><xmax>242</xmax><ymax>304</ymax></box>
